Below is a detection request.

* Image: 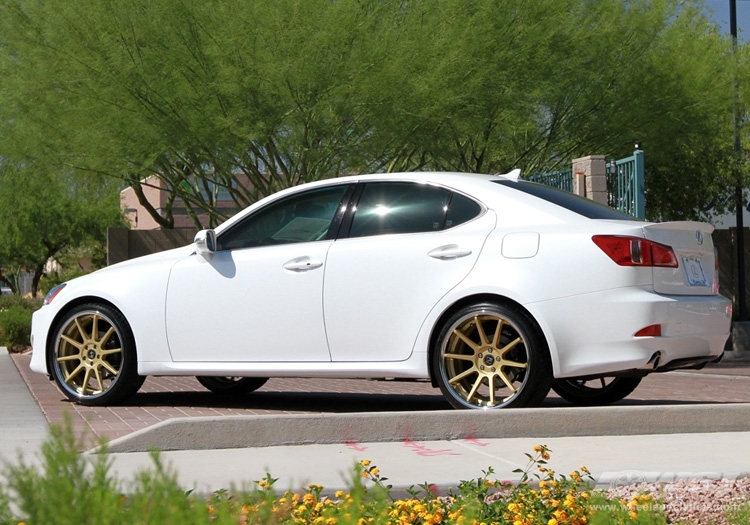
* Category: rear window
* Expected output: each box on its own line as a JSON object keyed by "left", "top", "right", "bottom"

{"left": 493, "top": 180, "right": 639, "bottom": 221}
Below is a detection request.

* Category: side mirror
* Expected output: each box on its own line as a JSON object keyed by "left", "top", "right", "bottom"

{"left": 194, "top": 229, "right": 217, "bottom": 260}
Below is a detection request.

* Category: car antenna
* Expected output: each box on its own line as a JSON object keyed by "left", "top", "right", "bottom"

{"left": 499, "top": 168, "right": 521, "bottom": 181}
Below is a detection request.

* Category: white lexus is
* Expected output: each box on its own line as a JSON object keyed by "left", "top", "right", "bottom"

{"left": 30, "top": 171, "right": 732, "bottom": 409}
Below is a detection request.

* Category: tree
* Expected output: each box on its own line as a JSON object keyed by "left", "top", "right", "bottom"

{"left": 0, "top": 162, "right": 125, "bottom": 297}
{"left": 0, "top": 0, "right": 745, "bottom": 224}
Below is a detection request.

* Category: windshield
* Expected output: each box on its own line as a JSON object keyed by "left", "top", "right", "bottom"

{"left": 493, "top": 180, "right": 639, "bottom": 221}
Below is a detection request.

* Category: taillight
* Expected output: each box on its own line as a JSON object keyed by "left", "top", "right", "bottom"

{"left": 592, "top": 235, "right": 678, "bottom": 268}
{"left": 634, "top": 324, "right": 662, "bottom": 337}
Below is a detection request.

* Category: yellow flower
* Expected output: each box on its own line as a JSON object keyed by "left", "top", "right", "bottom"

{"left": 258, "top": 480, "right": 269, "bottom": 488}
{"left": 541, "top": 489, "right": 551, "bottom": 497}
{"left": 371, "top": 467, "right": 380, "bottom": 476}
{"left": 533, "top": 445, "right": 544, "bottom": 452}
{"left": 361, "top": 459, "right": 371, "bottom": 467}
{"left": 508, "top": 503, "right": 519, "bottom": 512}
{"left": 539, "top": 480, "right": 548, "bottom": 488}
{"left": 629, "top": 511, "right": 638, "bottom": 520}
{"left": 548, "top": 519, "right": 558, "bottom": 525}
{"left": 581, "top": 492, "right": 590, "bottom": 500}
{"left": 580, "top": 466, "right": 590, "bottom": 474}
{"left": 335, "top": 490, "right": 345, "bottom": 498}
{"left": 541, "top": 452, "right": 551, "bottom": 460}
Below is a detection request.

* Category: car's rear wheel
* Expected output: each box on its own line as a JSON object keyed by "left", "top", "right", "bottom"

{"left": 50, "top": 303, "right": 144, "bottom": 406}
{"left": 433, "top": 302, "right": 552, "bottom": 409}
{"left": 196, "top": 376, "right": 269, "bottom": 395}
{"left": 552, "top": 376, "right": 642, "bottom": 406}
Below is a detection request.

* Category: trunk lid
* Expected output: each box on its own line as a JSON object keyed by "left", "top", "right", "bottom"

{"left": 643, "top": 221, "right": 717, "bottom": 296}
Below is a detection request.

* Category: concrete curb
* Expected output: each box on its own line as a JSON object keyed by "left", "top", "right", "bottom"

{"left": 102, "top": 403, "right": 750, "bottom": 453}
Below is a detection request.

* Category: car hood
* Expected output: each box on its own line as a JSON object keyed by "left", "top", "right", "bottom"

{"left": 93, "top": 244, "right": 196, "bottom": 276}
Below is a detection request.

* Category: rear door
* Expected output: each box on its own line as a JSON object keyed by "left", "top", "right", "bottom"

{"left": 323, "top": 181, "right": 496, "bottom": 362}
{"left": 644, "top": 222, "right": 718, "bottom": 296}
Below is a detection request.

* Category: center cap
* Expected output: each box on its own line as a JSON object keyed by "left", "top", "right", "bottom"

{"left": 88, "top": 350, "right": 97, "bottom": 360}
{"left": 483, "top": 355, "right": 495, "bottom": 366}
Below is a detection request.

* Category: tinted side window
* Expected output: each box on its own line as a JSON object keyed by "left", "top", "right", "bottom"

{"left": 492, "top": 180, "right": 638, "bottom": 221}
{"left": 218, "top": 185, "right": 349, "bottom": 250}
{"left": 349, "top": 182, "right": 451, "bottom": 238}
{"left": 445, "top": 192, "right": 482, "bottom": 228}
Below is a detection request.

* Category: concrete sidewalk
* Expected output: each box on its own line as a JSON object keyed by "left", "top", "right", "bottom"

{"left": 3, "top": 346, "right": 750, "bottom": 497}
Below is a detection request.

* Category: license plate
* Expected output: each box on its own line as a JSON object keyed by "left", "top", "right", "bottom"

{"left": 683, "top": 257, "right": 708, "bottom": 286}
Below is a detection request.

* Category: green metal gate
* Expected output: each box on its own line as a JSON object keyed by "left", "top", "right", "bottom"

{"left": 607, "top": 150, "right": 645, "bottom": 219}
{"left": 528, "top": 149, "right": 645, "bottom": 219}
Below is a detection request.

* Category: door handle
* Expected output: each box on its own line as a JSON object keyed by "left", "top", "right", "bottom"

{"left": 283, "top": 257, "right": 323, "bottom": 272}
{"left": 428, "top": 245, "right": 472, "bottom": 260}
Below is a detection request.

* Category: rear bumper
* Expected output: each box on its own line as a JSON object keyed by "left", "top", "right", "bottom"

{"left": 526, "top": 287, "right": 732, "bottom": 379}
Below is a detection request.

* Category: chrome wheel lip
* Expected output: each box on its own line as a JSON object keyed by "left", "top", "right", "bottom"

{"left": 52, "top": 308, "right": 124, "bottom": 400}
{"left": 438, "top": 310, "right": 531, "bottom": 409}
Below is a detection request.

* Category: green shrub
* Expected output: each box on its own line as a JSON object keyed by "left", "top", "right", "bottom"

{"left": 0, "top": 296, "right": 41, "bottom": 351}
{"left": 0, "top": 306, "right": 32, "bottom": 350}
{"left": 0, "top": 421, "right": 678, "bottom": 525}
{"left": 0, "top": 294, "right": 42, "bottom": 311}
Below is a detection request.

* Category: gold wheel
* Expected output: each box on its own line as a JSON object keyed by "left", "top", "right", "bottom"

{"left": 50, "top": 303, "right": 142, "bottom": 405}
{"left": 434, "top": 303, "right": 551, "bottom": 409}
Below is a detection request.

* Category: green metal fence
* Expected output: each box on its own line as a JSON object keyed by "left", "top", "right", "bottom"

{"left": 527, "top": 168, "right": 573, "bottom": 192}
{"left": 530, "top": 150, "right": 645, "bottom": 219}
{"left": 607, "top": 150, "right": 645, "bottom": 219}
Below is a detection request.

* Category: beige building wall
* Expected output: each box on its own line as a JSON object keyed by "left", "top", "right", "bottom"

{"left": 120, "top": 175, "right": 250, "bottom": 230}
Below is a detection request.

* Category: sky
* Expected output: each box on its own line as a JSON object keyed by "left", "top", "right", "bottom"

{"left": 705, "top": 0, "right": 750, "bottom": 41}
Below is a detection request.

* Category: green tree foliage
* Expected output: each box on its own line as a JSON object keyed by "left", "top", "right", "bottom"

{"left": 0, "top": 163, "right": 125, "bottom": 297}
{"left": 0, "top": 0, "right": 745, "bottom": 224}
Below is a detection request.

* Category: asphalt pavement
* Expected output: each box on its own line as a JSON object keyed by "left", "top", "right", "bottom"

{"left": 3, "top": 346, "right": 750, "bottom": 497}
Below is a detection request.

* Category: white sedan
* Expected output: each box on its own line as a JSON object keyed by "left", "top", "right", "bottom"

{"left": 30, "top": 171, "right": 732, "bottom": 409}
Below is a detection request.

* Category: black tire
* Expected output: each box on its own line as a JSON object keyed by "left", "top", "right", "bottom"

{"left": 196, "top": 376, "right": 269, "bottom": 395}
{"left": 432, "top": 302, "right": 552, "bottom": 409}
{"left": 49, "top": 303, "right": 144, "bottom": 406}
{"left": 552, "top": 376, "right": 642, "bottom": 406}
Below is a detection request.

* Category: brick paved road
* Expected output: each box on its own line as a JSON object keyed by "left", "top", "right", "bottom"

{"left": 11, "top": 352, "right": 750, "bottom": 446}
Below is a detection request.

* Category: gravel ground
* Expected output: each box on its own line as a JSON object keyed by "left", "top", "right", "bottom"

{"left": 606, "top": 478, "right": 750, "bottom": 524}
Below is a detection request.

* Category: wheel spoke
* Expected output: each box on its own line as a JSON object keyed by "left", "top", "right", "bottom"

{"left": 487, "top": 374, "right": 496, "bottom": 406}
{"left": 100, "top": 360, "right": 119, "bottom": 376}
{"left": 466, "top": 375, "right": 483, "bottom": 403}
{"left": 444, "top": 352, "right": 474, "bottom": 362}
{"left": 80, "top": 368, "right": 93, "bottom": 394}
{"left": 448, "top": 366, "right": 477, "bottom": 385}
{"left": 100, "top": 347, "right": 122, "bottom": 356}
{"left": 74, "top": 317, "right": 90, "bottom": 341}
{"left": 501, "top": 359, "right": 528, "bottom": 369}
{"left": 93, "top": 367, "right": 105, "bottom": 393}
{"left": 92, "top": 314, "right": 100, "bottom": 341}
{"left": 474, "top": 316, "right": 490, "bottom": 346}
{"left": 57, "top": 353, "right": 82, "bottom": 362}
{"left": 491, "top": 318, "right": 504, "bottom": 348}
{"left": 452, "top": 327, "right": 480, "bottom": 351}
{"left": 60, "top": 334, "right": 84, "bottom": 350}
{"left": 498, "top": 336, "right": 522, "bottom": 356}
{"left": 497, "top": 370, "right": 518, "bottom": 392}
{"left": 63, "top": 363, "right": 84, "bottom": 384}
{"left": 97, "top": 326, "right": 115, "bottom": 347}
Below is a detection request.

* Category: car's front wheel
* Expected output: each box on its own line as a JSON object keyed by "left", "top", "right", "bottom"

{"left": 433, "top": 302, "right": 552, "bottom": 409}
{"left": 552, "top": 376, "right": 642, "bottom": 406}
{"left": 49, "top": 303, "right": 144, "bottom": 406}
{"left": 196, "top": 376, "right": 269, "bottom": 395}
